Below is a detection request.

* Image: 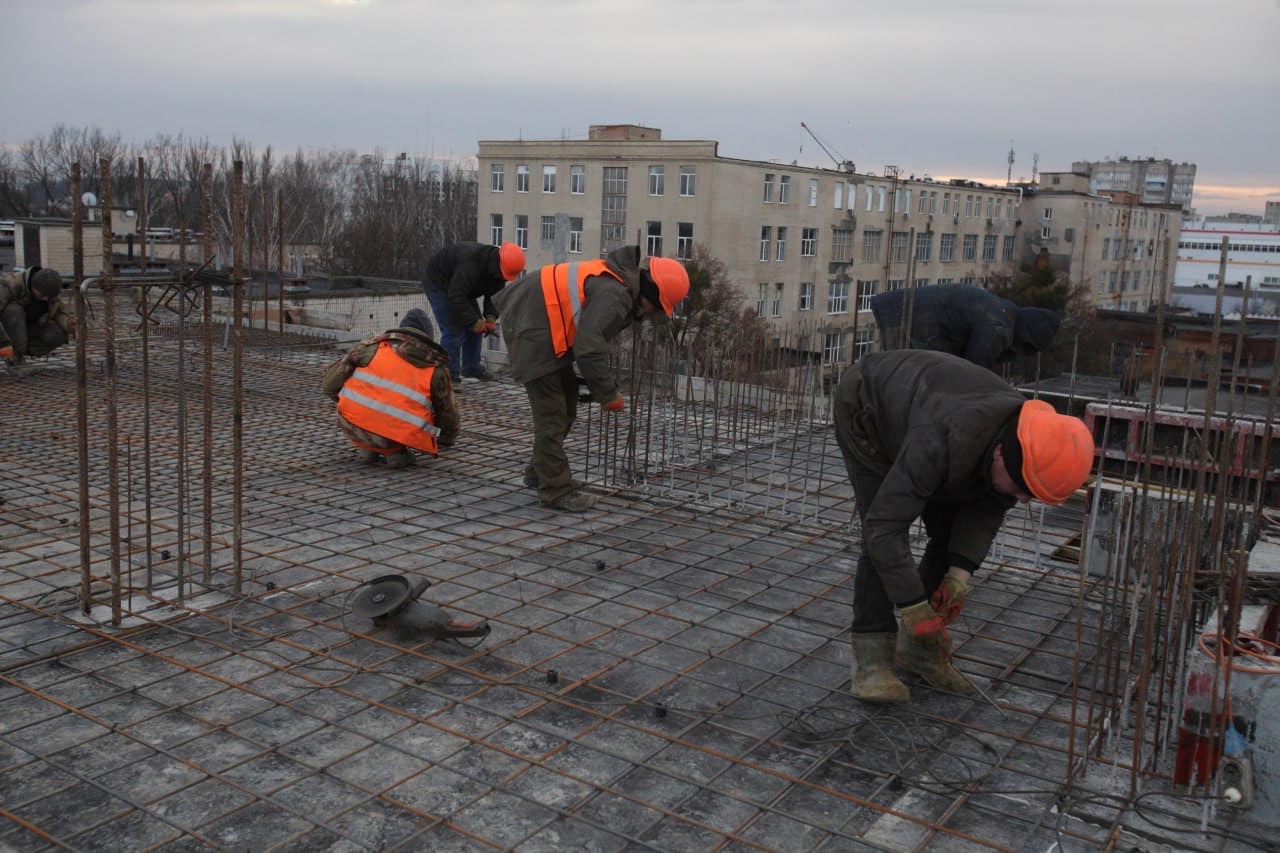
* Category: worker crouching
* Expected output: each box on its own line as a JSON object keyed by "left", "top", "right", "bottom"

{"left": 322, "top": 308, "right": 459, "bottom": 468}
{"left": 834, "top": 350, "right": 1094, "bottom": 703}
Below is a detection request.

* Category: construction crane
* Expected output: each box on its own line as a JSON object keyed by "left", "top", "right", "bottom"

{"left": 800, "top": 122, "right": 855, "bottom": 173}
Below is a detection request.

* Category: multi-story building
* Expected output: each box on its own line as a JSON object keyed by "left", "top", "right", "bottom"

{"left": 1071, "top": 157, "right": 1197, "bottom": 211}
{"left": 477, "top": 125, "right": 1025, "bottom": 363}
{"left": 1174, "top": 220, "right": 1280, "bottom": 291}
{"left": 1029, "top": 171, "right": 1182, "bottom": 313}
{"left": 1265, "top": 201, "right": 1280, "bottom": 226}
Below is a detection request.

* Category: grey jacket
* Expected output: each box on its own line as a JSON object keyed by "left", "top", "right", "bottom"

{"left": 834, "top": 349, "right": 1022, "bottom": 603}
{"left": 492, "top": 246, "right": 642, "bottom": 404}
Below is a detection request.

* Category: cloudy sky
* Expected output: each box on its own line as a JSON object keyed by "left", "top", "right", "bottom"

{"left": 5, "top": 0, "right": 1277, "bottom": 213}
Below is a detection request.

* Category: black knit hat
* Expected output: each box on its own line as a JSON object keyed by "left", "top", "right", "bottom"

{"left": 400, "top": 308, "right": 436, "bottom": 339}
{"left": 999, "top": 413, "right": 1029, "bottom": 494}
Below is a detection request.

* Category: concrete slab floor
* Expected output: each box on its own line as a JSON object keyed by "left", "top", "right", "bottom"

{"left": 0, "top": 328, "right": 1271, "bottom": 852}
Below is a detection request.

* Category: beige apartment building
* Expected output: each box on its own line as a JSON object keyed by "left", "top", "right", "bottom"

{"left": 1030, "top": 171, "right": 1182, "bottom": 313}
{"left": 477, "top": 126, "right": 1177, "bottom": 365}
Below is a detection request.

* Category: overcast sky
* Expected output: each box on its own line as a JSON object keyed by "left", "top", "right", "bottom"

{"left": 5, "top": 0, "right": 1277, "bottom": 214}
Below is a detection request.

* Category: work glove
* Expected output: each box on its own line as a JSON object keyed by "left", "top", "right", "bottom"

{"left": 899, "top": 600, "right": 948, "bottom": 643}
{"left": 471, "top": 318, "right": 497, "bottom": 335}
{"left": 601, "top": 395, "right": 624, "bottom": 413}
{"left": 930, "top": 571, "right": 972, "bottom": 625}
{"left": 0, "top": 345, "right": 13, "bottom": 364}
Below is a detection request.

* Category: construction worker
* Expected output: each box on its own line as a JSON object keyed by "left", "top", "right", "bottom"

{"left": 492, "top": 246, "right": 689, "bottom": 512}
{"left": 870, "top": 284, "right": 1061, "bottom": 371}
{"left": 422, "top": 241, "right": 525, "bottom": 385}
{"left": 834, "top": 349, "right": 1094, "bottom": 703}
{"left": 0, "top": 267, "right": 72, "bottom": 366}
{"left": 321, "top": 308, "right": 459, "bottom": 469}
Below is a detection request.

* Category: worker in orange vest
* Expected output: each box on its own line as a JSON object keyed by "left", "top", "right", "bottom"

{"left": 492, "top": 246, "right": 690, "bottom": 511}
{"left": 321, "top": 309, "right": 459, "bottom": 469}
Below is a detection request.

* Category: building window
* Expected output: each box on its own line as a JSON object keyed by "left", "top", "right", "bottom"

{"left": 516, "top": 164, "right": 529, "bottom": 193}
{"left": 1121, "top": 271, "right": 1129, "bottom": 291}
{"left": 1043, "top": 207, "right": 1053, "bottom": 220}
{"left": 982, "top": 234, "right": 997, "bottom": 262}
{"left": 676, "top": 222, "right": 693, "bottom": 260}
{"left": 601, "top": 166, "right": 628, "bottom": 248}
{"left": 515, "top": 215, "right": 528, "bottom": 249}
{"left": 985, "top": 198, "right": 994, "bottom": 218}
{"left": 855, "top": 326, "right": 874, "bottom": 357}
{"left": 489, "top": 213, "right": 503, "bottom": 244}
{"left": 1040, "top": 226, "right": 1051, "bottom": 240}
{"left": 1109, "top": 271, "right": 1118, "bottom": 292}
{"left": 940, "top": 233, "right": 955, "bottom": 262}
{"left": 759, "top": 226, "right": 772, "bottom": 261}
{"left": 832, "top": 228, "right": 853, "bottom": 263}
{"left": 649, "top": 165, "right": 665, "bottom": 196}
{"left": 887, "top": 279, "right": 905, "bottom": 293}
{"left": 890, "top": 232, "right": 909, "bottom": 263}
{"left": 542, "top": 165, "right": 557, "bottom": 193}
{"left": 808, "top": 178, "right": 819, "bottom": 207}
{"left": 646, "top": 221, "right": 662, "bottom": 257}
{"left": 962, "top": 234, "right": 977, "bottom": 261}
{"left": 942, "top": 192, "right": 951, "bottom": 214}
{"left": 1064, "top": 227, "right": 1075, "bottom": 243}
{"left": 779, "top": 175, "right": 791, "bottom": 204}
{"left": 679, "top": 166, "right": 696, "bottom": 197}
{"left": 776, "top": 226, "right": 787, "bottom": 261}
{"left": 569, "top": 217, "right": 583, "bottom": 254}
{"left": 915, "top": 278, "right": 930, "bottom": 288}
{"left": 490, "top": 163, "right": 505, "bottom": 192}
{"left": 862, "top": 230, "right": 883, "bottom": 263}
{"left": 799, "top": 281, "right": 814, "bottom": 311}
{"left": 915, "top": 232, "right": 932, "bottom": 262}
{"left": 824, "top": 331, "right": 847, "bottom": 364}
{"left": 763, "top": 173, "right": 775, "bottom": 204}
{"left": 801, "top": 227, "right": 818, "bottom": 257}
{"left": 965, "top": 195, "right": 974, "bottom": 217}
{"left": 757, "top": 283, "right": 768, "bottom": 316}
{"left": 772, "top": 283, "right": 783, "bottom": 318}
{"left": 857, "top": 279, "right": 877, "bottom": 312}
{"left": 541, "top": 215, "right": 556, "bottom": 243}
{"left": 834, "top": 181, "right": 844, "bottom": 209}
{"left": 918, "top": 192, "right": 929, "bottom": 214}
{"left": 827, "top": 279, "right": 850, "bottom": 314}
{"left": 571, "top": 165, "right": 585, "bottom": 195}
{"left": 1002, "top": 235, "right": 1016, "bottom": 261}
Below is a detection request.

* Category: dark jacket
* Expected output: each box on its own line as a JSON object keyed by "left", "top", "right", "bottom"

{"left": 834, "top": 349, "right": 1022, "bottom": 603}
{"left": 492, "top": 245, "right": 642, "bottom": 405}
{"left": 422, "top": 242, "right": 506, "bottom": 329}
{"left": 870, "top": 285, "right": 1060, "bottom": 370}
{"left": 321, "top": 317, "right": 460, "bottom": 449}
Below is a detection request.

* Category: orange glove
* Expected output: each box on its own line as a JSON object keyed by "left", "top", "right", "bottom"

{"left": 930, "top": 572, "right": 971, "bottom": 625}
{"left": 0, "top": 345, "right": 13, "bottom": 363}
{"left": 900, "top": 600, "right": 948, "bottom": 642}
{"left": 602, "top": 396, "right": 624, "bottom": 413}
{"left": 471, "top": 319, "right": 497, "bottom": 335}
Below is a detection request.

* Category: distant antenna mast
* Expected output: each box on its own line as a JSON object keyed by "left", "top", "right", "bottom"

{"left": 1006, "top": 141, "right": 1015, "bottom": 186}
{"left": 1032, "top": 152, "right": 1040, "bottom": 185}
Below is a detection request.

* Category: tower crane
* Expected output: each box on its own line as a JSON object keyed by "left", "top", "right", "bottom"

{"left": 800, "top": 122, "right": 856, "bottom": 173}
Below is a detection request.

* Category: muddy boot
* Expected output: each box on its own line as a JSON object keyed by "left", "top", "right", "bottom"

{"left": 547, "top": 491, "right": 597, "bottom": 512}
{"left": 895, "top": 629, "right": 976, "bottom": 695}
{"left": 850, "top": 633, "right": 909, "bottom": 704}
{"left": 384, "top": 449, "right": 416, "bottom": 469}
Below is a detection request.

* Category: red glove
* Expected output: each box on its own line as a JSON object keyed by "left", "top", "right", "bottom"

{"left": 900, "top": 600, "right": 948, "bottom": 642}
{"left": 0, "top": 345, "right": 13, "bottom": 363}
{"left": 602, "top": 396, "right": 624, "bottom": 413}
{"left": 471, "top": 319, "right": 497, "bottom": 335}
{"left": 930, "top": 573, "right": 971, "bottom": 625}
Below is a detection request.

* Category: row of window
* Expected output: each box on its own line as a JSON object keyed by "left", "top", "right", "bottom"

{"left": 1095, "top": 269, "right": 1153, "bottom": 294}
{"left": 826, "top": 230, "right": 1018, "bottom": 264}
{"left": 489, "top": 213, "right": 695, "bottom": 259}
{"left": 753, "top": 277, "right": 985, "bottom": 319}
{"left": 758, "top": 226, "right": 820, "bottom": 260}
{"left": 1178, "top": 241, "right": 1280, "bottom": 254}
{"left": 489, "top": 163, "right": 697, "bottom": 197}
{"left": 1102, "top": 237, "right": 1156, "bottom": 260}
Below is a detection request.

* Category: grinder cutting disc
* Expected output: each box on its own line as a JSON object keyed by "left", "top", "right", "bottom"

{"left": 351, "top": 574, "right": 413, "bottom": 619}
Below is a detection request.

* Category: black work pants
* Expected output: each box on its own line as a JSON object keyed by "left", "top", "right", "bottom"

{"left": 524, "top": 365, "right": 580, "bottom": 505}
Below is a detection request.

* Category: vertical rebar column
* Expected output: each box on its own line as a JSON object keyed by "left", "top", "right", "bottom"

{"left": 137, "top": 156, "right": 155, "bottom": 592}
{"left": 277, "top": 191, "right": 285, "bottom": 336}
{"left": 98, "top": 158, "right": 123, "bottom": 625}
{"left": 201, "top": 164, "right": 214, "bottom": 585}
{"left": 73, "top": 163, "right": 92, "bottom": 615}
{"left": 232, "top": 160, "right": 245, "bottom": 594}
{"left": 175, "top": 207, "right": 188, "bottom": 604}
{"left": 262, "top": 185, "right": 269, "bottom": 331}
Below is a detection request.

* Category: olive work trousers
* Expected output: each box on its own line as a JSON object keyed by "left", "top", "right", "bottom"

{"left": 523, "top": 365, "right": 581, "bottom": 505}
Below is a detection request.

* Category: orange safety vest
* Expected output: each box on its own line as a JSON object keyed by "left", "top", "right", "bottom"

{"left": 540, "top": 260, "right": 623, "bottom": 358}
{"left": 336, "top": 342, "right": 441, "bottom": 455}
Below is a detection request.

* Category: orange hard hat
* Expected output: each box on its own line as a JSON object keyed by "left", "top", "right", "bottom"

{"left": 647, "top": 257, "right": 690, "bottom": 317}
{"left": 1016, "top": 400, "right": 1095, "bottom": 504}
{"left": 498, "top": 242, "right": 525, "bottom": 281}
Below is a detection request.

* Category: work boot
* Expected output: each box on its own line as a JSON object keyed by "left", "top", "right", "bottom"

{"left": 895, "top": 629, "right": 976, "bottom": 695}
{"left": 462, "top": 365, "right": 496, "bottom": 382}
{"left": 850, "top": 633, "right": 909, "bottom": 704}
{"left": 546, "top": 491, "right": 597, "bottom": 512}
{"left": 384, "top": 449, "right": 416, "bottom": 469}
{"left": 523, "top": 468, "right": 539, "bottom": 489}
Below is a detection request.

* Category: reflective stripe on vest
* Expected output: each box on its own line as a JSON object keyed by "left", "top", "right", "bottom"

{"left": 540, "top": 260, "right": 622, "bottom": 358}
{"left": 337, "top": 341, "right": 441, "bottom": 454}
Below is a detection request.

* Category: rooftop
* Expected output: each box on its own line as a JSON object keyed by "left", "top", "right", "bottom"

{"left": 0, "top": 302, "right": 1271, "bottom": 851}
